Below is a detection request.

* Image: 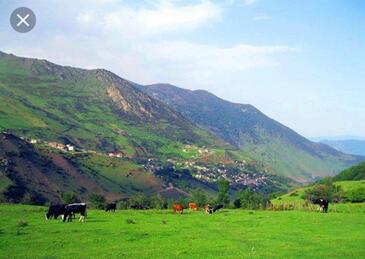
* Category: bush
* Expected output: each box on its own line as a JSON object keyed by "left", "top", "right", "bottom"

{"left": 233, "top": 198, "right": 241, "bottom": 208}
{"left": 150, "top": 195, "right": 167, "bottom": 209}
{"left": 191, "top": 189, "right": 207, "bottom": 207}
{"left": 62, "top": 192, "right": 80, "bottom": 204}
{"left": 236, "top": 189, "right": 268, "bottom": 210}
{"left": 89, "top": 193, "right": 106, "bottom": 209}
{"left": 304, "top": 178, "right": 343, "bottom": 202}
{"left": 129, "top": 193, "right": 150, "bottom": 209}
{"left": 344, "top": 188, "right": 365, "bottom": 203}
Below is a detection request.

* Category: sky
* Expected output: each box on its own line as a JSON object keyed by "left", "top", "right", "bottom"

{"left": 0, "top": 0, "right": 364, "bottom": 139}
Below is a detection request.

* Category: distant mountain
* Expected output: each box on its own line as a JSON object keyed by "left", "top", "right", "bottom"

{"left": 140, "top": 83, "right": 363, "bottom": 182}
{"left": 317, "top": 139, "right": 365, "bottom": 156}
{"left": 311, "top": 136, "right": 365, "bottom": 141}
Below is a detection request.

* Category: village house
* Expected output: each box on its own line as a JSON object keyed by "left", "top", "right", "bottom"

{"left": 29, "top": 139, "right": 38, "bottom": 144}
{"left": 108, "top": 151, "right": 124, "bottom": 158}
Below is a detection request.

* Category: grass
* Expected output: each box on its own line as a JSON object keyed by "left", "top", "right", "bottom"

{"left": 0, "top": 204, "right": 364, "bottom": 258}
{"left": 272, "top": 180, "right": 365, "bottom": 207}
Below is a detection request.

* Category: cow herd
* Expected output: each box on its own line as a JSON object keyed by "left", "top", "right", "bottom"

{"left": 172, "top": 203, "right": 225, "bottom": 214}
{"left": 45, "top": 199, "right": 330, "bottom": 223}
{"left": 46, "top": 203, "right": 87, "bottom": 222}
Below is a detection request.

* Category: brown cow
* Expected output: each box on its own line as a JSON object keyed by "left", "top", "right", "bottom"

{"left": 204, "top": 204, "right": 212, "bottom": 214}
{"left": 173, "top": 204, "right": 184, "bottom": 214}
{"left": 188, "top": 202, "right": 198, "bottom": 211}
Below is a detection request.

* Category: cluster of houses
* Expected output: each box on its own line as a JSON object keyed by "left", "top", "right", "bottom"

{"left": 107, "top": 151, "right": 125, "bottom": 158}
{"left": 47, "top": 142, "right": 75, "bottom": 152}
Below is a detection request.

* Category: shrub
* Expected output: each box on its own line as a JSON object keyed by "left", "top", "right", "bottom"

{"left": 129, "top": 193, "right": 150, "bottom": 209}
{"left": 150, "top": 195, "right": 167, "bottom": 209}
{"left": 304, "top": 178, "right": 343, "bottom": 202}
{"left": 191, "top": 189, "right": 207, "bottom": 207}
{"left": 344, "top": 188, "right": 365, "bottom": 203}
{"left": 233, "top": 198, "right": 241, "bottom": 208}
{"left": 236, "top": 189, "right": 268, "bottom": 210}
{"left": 89, "top": 193, "right": 106, "bottom": 209}
{"left": 62, "top": 192, "right": 80, "bottom": 204}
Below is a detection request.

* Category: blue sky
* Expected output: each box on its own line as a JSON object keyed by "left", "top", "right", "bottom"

{"left": 1, "top": 0, "right": 364, "bottom": 138}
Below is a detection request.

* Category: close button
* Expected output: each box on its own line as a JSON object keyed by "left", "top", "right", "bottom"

{"left": 10, "top": 7, "right": 36, "bottom": 33}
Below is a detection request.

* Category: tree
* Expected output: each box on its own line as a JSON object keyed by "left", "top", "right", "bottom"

{"left": 62, "top": 192, "right": 79, "bottom": 204}
{"left": 236, "top": 189, "right": 268, "bottom": 209}
{"left": 191, "top": 188, "right": 207, "bottom": 207}
{"left": 217, "top": 178, "right": 230, "bottom": 206}
{"left": 89, "top": 193, "right": 106, "bottom": 209}
{"left": 150, "top": 195, "right": 167, "bottom": 209}
{"left": 129, "top": 193, "right": 150, "bottom": 209}
{"left": 233, "top": 198, "right": 241, "bottom": 208}
{"left": 303, "top": 178, "right": 343, "bottom": 202}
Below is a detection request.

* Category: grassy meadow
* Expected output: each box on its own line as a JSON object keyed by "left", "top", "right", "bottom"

{"left": 0, "top": 204, "right": 364, "bottom": 258}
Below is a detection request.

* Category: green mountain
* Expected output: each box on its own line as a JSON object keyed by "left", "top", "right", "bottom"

{"left": 0, "top": 52, "right": 293, "bottom": 203}
{"left": 333, "top": 161, "right": 365, "bottom": 181}
{"left": 140, "top": 83, "right": 363, "bottom": 182}
{"left": 0, "top": 51, "right": 227, "bottom": 158}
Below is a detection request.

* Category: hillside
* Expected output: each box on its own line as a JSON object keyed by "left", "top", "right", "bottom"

{"left": 333, "top": 161, "right": 365, "bottom": 181}
{"left": 140, "top": 83, "right": 363, "bottom": 182}
{"left": 0, "top": 52, "right": 294, "bottom": 203}
{"left": 319, "top": 139, "right": 365, "bottom": 156}
{"left": 271, "top": 180, "right": 365, "bottom": 206}
{"left": 0, "top": 51, "right": 229, "bottom": 159}
{"left": 0, "top": 132, "right": 168, "bottom": 203}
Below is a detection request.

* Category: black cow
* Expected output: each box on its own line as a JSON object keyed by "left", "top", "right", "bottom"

{"left": 212, "top": 204, "right": 224, "bottom": 212}
{"left": 63, "top": 203, "right": 87, "bottom": 222}
{"left": 105, "top": 203, "right": 116, "bottom": 212}
{"left": 45, "top": 204, "right": 66, "bottom": 220}
{"left": 312, "top": 199, "right": 329, "bottom": 213}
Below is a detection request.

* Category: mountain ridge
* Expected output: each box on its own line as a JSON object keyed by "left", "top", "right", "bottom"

{"left": 140, "top": 83, "right": 363, "bottom": 181}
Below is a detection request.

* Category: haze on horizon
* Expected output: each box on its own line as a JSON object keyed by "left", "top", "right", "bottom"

{"left": 1, "top": 0, "right": 364, "bottom": 139}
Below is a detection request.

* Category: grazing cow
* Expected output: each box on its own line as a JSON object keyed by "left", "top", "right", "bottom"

{"left": 173, "top": 204, "right": 184, "bottom": 214}
{"left": 204, "top": 204, "right": 212, "bottom": 214}
{"left": 188, "top": 202, "right": 198, "bottom": 211}
{"left": 105, "top": 203, "right": 117, "bottom": 212}
{"left": 45, "top": 204, "right": 66, "bottom": 220}
{"left": 312, "top": 199, "right": 329, "bottom": 213}
{"left": 212, "top": 204, "right": 224, "bottom": 212}
{"left": 63, "top": 203, "right": 87, "bottom": 222}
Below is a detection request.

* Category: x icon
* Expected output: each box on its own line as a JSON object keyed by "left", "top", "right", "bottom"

{"left": 16, "top": 13, "right": 30, "bottom": 27}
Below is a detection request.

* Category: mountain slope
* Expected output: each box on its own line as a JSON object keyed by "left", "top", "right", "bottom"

{"left": 0, "top": 51, "right": 229, "bottom": 159}
{"left": 333, "top": 161, "right": 365, "bottom": 181}
{"left": 0, "top": 133, "right": 157, "bottom": 203}
{"left": 0, "top": 52, "right": 296, "bottom": 203}
{"left": 319, "top": 139, "right": 365, "bottom": 156}
{"left": 140, "top": 83, "right": 363, "bottom": 182}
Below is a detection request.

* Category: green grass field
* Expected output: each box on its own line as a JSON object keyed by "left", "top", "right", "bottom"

{"left": 0, "top": 204, "right": 364, "bottom": 258}
{"left": 271, "top": 180, "right": 365, "bottom": 208}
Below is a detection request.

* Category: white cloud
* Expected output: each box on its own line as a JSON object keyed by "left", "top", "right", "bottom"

{"left": 136, "top": 41, "right": 295, "bottom": 70}
{"left": 76, "top": 1, "right": 221, "bottom": 37}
